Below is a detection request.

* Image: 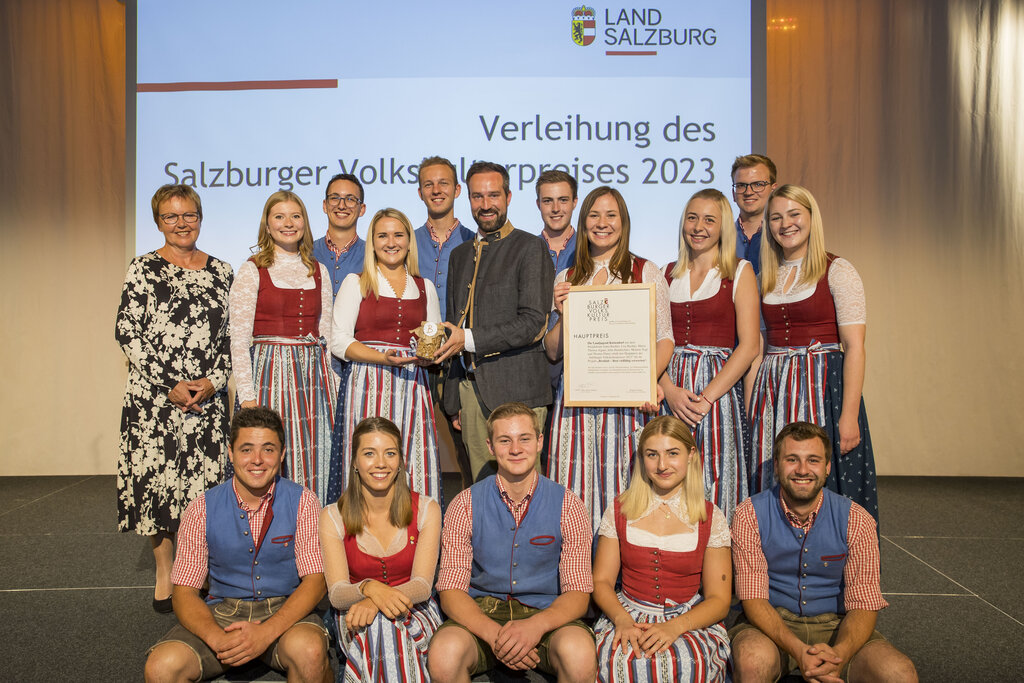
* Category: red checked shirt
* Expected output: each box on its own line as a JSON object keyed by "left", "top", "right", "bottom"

{"left": 436, "top": 471, "right": 593, "bottom": 594}
{"left": 171, "top": 479, "right": 324, "bottom": 589}
{"left": 426, "top": 219, "right": 461, "bottom": 245}
{"left": 325, "top": 232, "right": 358, "bottom": 256}
{"left": 731, "top": 490, "right": 888, "bottom": 612}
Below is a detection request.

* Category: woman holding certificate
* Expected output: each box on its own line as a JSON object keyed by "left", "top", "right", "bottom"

{"left": 659, "top": 188, "right": 759, "bottom": 522}
{"left": 748, "top": 184, "right": 877, "bottom": 520}
{"left": 592, "top": 416, "right": 731, "bottom": 682}
{"left": 545, "top": 186, "right": 674, "bottom": 531}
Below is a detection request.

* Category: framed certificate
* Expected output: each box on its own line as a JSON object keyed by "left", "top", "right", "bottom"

{"left": 562, "top": 283, "right": 656, "bottom": 407}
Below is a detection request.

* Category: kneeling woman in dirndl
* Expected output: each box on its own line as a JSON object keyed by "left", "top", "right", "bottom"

{"left": 592, "top": 416, "right": 731, "bottom": 683}
{"left": 319, "top": 417, "right": 442, "bottom": 683}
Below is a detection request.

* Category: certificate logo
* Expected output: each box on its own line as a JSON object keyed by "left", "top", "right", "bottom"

{"left": 586, "top": 297, "right": 610, "bottom": 322}
{"left": 572, "top": 5, "right": 597, "bottom": 46}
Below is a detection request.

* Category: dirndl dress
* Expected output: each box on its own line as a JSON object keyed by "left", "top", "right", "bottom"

{"left": 332, "top": 491, "right": 440, "bottom": 683}
{"left": 661, "top": 263, "right": 750, "bottom": 522}
{"left": 336, "top": 599, "right": 442, "bottom": 683}
{"left": 595, "top": 591, "right": 730, "bottom": 683}
{"left": 548, "top": 256, "right": 667, "bottom": 532}
{"left": 251, "top": 333, "right": 336, "bottom": 504}
{"left": 663, "top": 346, "right": 749, "bottom": 523}
{"left": 748, "top": 256, "right": 877, "bottom": 520}
{"left": 329, "top": 345, "right": 440, "bottom": 503}
{"left": 547, "top": 386, "right": 648, "bottom": 533}
{"left": 327, "top": 279, "right": 440, "bottom": 504}
{"left": 749, "top": 342, "right": 877, "bottom": 519}
{"left": 595, "top": 499, "right": 730, "bottom": 682}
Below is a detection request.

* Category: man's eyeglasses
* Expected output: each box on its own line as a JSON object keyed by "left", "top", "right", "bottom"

{"left": 731, "top": 181, "right": 772, "bottom": 194}
{"left": 326, "top": 194, "right": 362, "bottom": 208}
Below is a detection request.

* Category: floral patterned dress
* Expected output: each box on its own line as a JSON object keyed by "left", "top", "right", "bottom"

{"left": 115, "top": 252, "right": 233, "bottom": 535}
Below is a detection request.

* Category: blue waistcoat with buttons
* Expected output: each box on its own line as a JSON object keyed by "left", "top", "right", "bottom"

{"left": 414, "top": 221, "right": 474, "bottom": 309}
{"left": 468, "top": 475, "right": 564, "bottom": 609}
{"left": 752, "top": 485, "right": 851, "bottom": 617}
{"left": 205, "top": 477, "right": 302, "bottom": 604}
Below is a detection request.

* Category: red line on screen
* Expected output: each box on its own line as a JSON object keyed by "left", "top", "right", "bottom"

{"left": 137, "top": 79, "right": 338, "bottom": 92}
{"left": 605, "top": 51, "right": 658, "bottom": 56}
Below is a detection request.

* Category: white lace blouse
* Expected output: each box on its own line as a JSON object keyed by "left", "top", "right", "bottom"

{"left": 228, "top": 251, "right": 333, "bottom": 403}
{"left": 598, "top": 490, "right": 731, "bottom": 552}
{"left": 330, "top": 270, "right": 442, "bottom": 360}
{"left": 664, "top": 259, "right": 751, "bottom": 304}
{"left": 762, "top": 257, "right": 866, "bottom": 326}
{"left": 554, "top": 257, "right": 673, "bottom": 342}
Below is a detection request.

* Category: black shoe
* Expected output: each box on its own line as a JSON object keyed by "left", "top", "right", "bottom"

{"left": 152, "top": 597, "right": 173, "bottom": 614}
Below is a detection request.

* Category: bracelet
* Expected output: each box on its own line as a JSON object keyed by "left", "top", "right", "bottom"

{"left": 699, "top": 394, "right": 712, "bottom": 407}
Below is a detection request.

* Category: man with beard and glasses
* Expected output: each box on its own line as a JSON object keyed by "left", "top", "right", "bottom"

{"left": 729, "top": 422, "right": 917, "bottom": 683}
{"left": 434, "top": 162, "right": 555, "bottom": 484}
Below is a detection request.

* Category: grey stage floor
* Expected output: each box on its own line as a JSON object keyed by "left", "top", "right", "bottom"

{"left": 0, "top": 475, "right": 1021, "bottom": 682}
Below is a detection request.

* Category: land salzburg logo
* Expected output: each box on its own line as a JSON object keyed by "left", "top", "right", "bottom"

{"left": 570, "top": 5, "right": 717, "bottom": 52}
{"left": 571, "top": 5, "right": 596, "bottom": 45}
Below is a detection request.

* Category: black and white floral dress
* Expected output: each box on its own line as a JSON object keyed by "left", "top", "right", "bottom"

{"left": 115, "top": 252, "right": 233, "bottom": 535}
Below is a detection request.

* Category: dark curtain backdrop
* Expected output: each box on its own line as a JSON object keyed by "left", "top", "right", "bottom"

{"left": 1, "top": 0, "right": 1021, "bottom": 475}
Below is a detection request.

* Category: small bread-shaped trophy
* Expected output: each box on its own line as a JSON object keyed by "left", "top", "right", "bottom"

{"left": 412, "top": 321, "right": 446, "bottom": 360}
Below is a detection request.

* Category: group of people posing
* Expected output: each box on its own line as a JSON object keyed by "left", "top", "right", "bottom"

{"left": 120, "top": 154, "right": 916, "bottom": 681}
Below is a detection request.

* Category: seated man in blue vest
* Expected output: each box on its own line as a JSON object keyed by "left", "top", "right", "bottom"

{"left": 730, "top": 421, "right": 917, "bottom": 683}
{"left": 428, "top": 401, "right": 596, "bottom": 683}
{"left": 144, "top": 407, "right": 332, "bottom": 683}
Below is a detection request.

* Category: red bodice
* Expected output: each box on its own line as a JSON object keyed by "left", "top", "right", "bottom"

{"left": 252, "top": 261, "right": 322, "bottom": 337}
{"left": 344, "top": 492, "right": 421, "bottom": 587}
{"left": 353, "top": 276, "right": 427, "bottom": 346}
{"left": 762, "top": 256, "right": 839, "bottom": 347}
{"left": 616, "top": 498, "right": 712, "bottom": 605}
{"left": 664, "top": 262, "right": 736, "bottom": 347}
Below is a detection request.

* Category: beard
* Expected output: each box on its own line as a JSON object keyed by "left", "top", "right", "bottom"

{"left": 778, "top": 472, "right": 827, "bottom": 505}
{"left": 473, "top": 208, "right": 507, "bottom": 233}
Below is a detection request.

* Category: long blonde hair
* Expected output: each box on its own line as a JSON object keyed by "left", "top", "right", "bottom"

{"left": 569, "top": 186, "right": 637, "bottom": 285}
{"left": 670, "top": 188, "right": 737, "bottom": 281}
{"left": 358, "top": 208, "right": 421, "bottom": 298}
{"left": 759, "top": 184, "right": 828, "bottom": 295}
{"left": 618, "top": 416, "right": 707, "bottom": 525}
{"left": 251, "top": 191, "right": 317, "bottom": 276}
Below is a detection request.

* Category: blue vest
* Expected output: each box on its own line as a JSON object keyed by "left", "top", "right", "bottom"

{"left": 205, "top": 477, "right": 303, "bottom": 603}
{"left": 469, "top": 475, "right": 564, "bottom": 609}
{"left": 313, "top": 235, "right": 365, "bottom": 298}
{"left": 751, "top": 486, "right": 851, "bottom": 616}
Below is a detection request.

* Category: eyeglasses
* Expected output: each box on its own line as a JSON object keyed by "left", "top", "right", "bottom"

{"left": 326, "top": 194, "right": 362, "bottom": 208}
{"left": 731, "top": 181, "right": 772, "bottom": 194}
{"left": 160, "top": 212, "right": 200, "bottom": 225}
